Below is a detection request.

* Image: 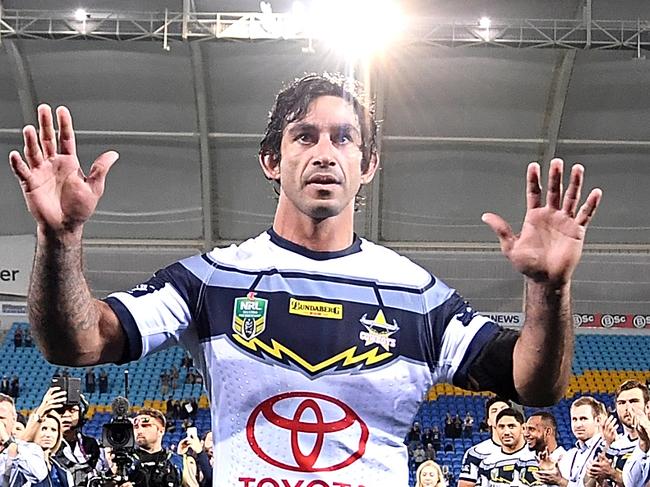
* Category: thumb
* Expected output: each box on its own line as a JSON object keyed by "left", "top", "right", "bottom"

{"left": 87, "top": 150, "right": 119, "bottom": 197}
{"left": 481, "top": 212, "right": 515, "bottom": 254}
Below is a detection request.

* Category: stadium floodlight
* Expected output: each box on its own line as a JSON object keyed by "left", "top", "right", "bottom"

{"left": 306, "top": 0, "right": 405, "bottom": 60}
{"left": 479, "top": 16, "right": 491, "bottom": 29}
{"left": 74, "top": 8, "right": 88, "bottom": 22}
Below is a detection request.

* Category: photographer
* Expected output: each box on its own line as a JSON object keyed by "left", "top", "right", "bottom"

{"left": 127, "top": 408, "right": 182, "bottom": 487}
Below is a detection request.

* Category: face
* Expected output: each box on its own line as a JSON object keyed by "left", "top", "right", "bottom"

{"left": 571, "top": 404, "right": 600, "bottom": 441}
{"left": 60, "top": 405, "right": 80, "bottom": 433}
{"left": 34, "top": 417, "right": 59, "bottom": 452}
{"left": 419, "top": 464, "right": 439, "bottom": 486}
{"left": 0, "top": 402, "right": 16, "bottom": 436}
{"left": 487, "top": 401, "right": 509, "bottom": 429}
{"left": 262, "top": 95, "right": 376, "bottom": 222}
{"left": 616, "top": 388, "right": 648, "bottom": 430}
{"left": 496, "top": 415, "right": 523, "bottom": 450}
{"left": 204, "top": 431, "right": 214, "bottom": 461}
{"left": 13, "top": 421, "right": 25, "bottom": 439}
{"left": 134, "top": 415, "right": 163, "bottom": 449}
{"left": 524, "top": 416, "right": 548, "bottom": 452}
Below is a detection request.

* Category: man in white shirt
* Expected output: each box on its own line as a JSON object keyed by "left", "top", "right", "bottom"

{"left": 0, "top": 393, "right": 48, "bottom": 485}
{"left": 623, "top": 407, "right": 650, "bottom": 486}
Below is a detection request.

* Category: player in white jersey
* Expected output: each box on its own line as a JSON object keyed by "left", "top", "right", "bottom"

{"left": 459, "top": 397, "right": 510, "bottom": 487}
{"left": 623, "top": 411, "right": 650, "bottom": 487}
{"left": 478, "top": 408, "right": 546, "bottom": 487}
{"left": 585, "top": 380, "right": 650, "bottom": 487}
{"left": 10, "top": 73, "right": 603, "bottom": 486}
{"left": 524, "top": 411, "right": 567, "bottom": 465}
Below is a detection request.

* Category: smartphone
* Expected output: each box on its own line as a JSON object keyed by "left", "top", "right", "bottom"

{"left": 51, "top": 377, "right": 81, "bottom": 406}
{"left": 187, "top": 426, "right": 198, "bottom": 439}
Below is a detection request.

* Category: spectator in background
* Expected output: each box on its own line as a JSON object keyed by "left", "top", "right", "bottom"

{"left": 412, "top": 443, "right": 427, "bottom": 470}
{"left": 431, "top": 426, "right": 442, "bottom": 451}
{"left": 98, "top": 370, "right": 108, "bottom": 394}
{"left": 1, "top": 376, "right": 9, "bottom": 396}
{"left": 10, "top": 376, "right": 19, "bottom": 399}
{"left": 425, "top": 443, "right": 436, "bottom": 461}
{"left": 23, "top": 412, "right": 74, "bottom": 487}
{"left": 453, "top": 414, "right": 463, "bottom": 439}
{"left": 13, "top": 327, "right": 23, "bottom": 349}
{"left": 0, "top": 393, "right": 48, "bottom": 484}
{"left": 441, "top": 464, "right": 454, "bottom": 486}
{"left": 197, "top": 432, "right": 213, "bottom": 487}
{"left": 160, "top": 370, "right": 170, "bottom": 397}
{"left": 84, "top": 368, "right": 96, "bottom": 394}
{"left": 415, "top": 459, "right": 447, "bottom": 487}
{"left": 464, "top": 412, "right": 475, "bottom": 438}
{"left": 170, "top": 365, "right": 179, "bottom": 390}
{"left": 407, "top": 422, "right": 422, "bottom": 445}
{"left": 421, "top": 427, "right": 433, "bottom": 447}
{"left": 444, "top": 414, "right": 453, "bottom": 439}
{"left": 24, "top": 329, "right": 34, "bottom": 347}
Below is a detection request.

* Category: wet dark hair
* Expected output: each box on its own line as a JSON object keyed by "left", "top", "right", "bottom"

{"left": 495, "top": 407, "right": 524, "bottom": 425}
{"left": 259, "top": 72, "right": 378, "bottom": 174}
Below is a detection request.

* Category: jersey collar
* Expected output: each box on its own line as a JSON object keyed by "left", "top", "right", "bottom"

{"left": 268, "top": 227, "right": 362, "bottom": 261}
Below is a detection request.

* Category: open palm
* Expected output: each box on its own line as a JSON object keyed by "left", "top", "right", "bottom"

{"left": 9, "top": 105, "right": 118, "bottom": 234}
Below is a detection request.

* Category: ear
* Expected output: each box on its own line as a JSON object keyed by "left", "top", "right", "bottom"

{"left": 259, "top": 152, "right": 281, "bottom": 181}
{"left": 360, "top": 152, "right": 379, "bottom": 185}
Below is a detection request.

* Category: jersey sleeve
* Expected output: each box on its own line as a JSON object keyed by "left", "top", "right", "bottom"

{"left": 623, "top": 445, "right": 650, "bottom": 487}
{"left": 424, "top": 287, "right": 520, "bottom": 401}
{"left": 103, "top": 259, "right": 209, "bottom": 363}
{"left": 459, "top": 446, "right": 482, "bottom": 482}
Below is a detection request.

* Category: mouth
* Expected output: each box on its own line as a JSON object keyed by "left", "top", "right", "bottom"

{"left": 306, "top": 174, "right": 340, "bottom": 186}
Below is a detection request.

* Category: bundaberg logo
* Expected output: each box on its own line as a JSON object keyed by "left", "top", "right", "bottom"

{"left": 288, "top": 298, "right": 343, "bottom": 320}
{"left": 233, "top": 292, "right": 268, "bottom": 340}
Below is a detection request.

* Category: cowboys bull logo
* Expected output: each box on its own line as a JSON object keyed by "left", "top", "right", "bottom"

{"left": 246, "top": 391, "right": 369, "bottom": 472}
{"left": 233, "top": 292, "right": 268, "bottom": 340}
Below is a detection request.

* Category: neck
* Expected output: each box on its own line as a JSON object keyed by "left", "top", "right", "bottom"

{"left": 140, "top": 444, "right": 163, "bottom": 454}
{"left": 502, "top": 440, "right": 524, "bottom": 454}
{"left": 490, "top": 430, "right": 501, "bottom": 445}
{"left": 624, "top": 426, "right": 638, "bottom": 440}
{"left": 272, "top": 197, "right": 355, "bottom": 252}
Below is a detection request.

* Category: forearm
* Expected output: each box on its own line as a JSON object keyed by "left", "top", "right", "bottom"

{"left": 513, "top": 279, "right": 573, "bottom": 406}
{"left": 29, "top": 227, "right": 122, "bottom": 365}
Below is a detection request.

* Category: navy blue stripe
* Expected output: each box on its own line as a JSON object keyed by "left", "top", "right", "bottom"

{"left": 268, "top": 227, "right": 362, "bottom": 260}
{"left": 452, "top": 321, "right": 500, "bottom": 388}
{"left": 104, "top": 296, "right": 143, "bottom": 364}
{"left": 200, "top": 253, "right": 436, "bottom": 295}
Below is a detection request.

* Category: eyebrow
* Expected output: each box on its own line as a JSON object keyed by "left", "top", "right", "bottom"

{"left": 287, "top": 122, "right": 361, "bottom": 138}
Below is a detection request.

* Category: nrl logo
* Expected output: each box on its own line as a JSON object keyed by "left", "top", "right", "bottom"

{"left": 233, "top": 292, "right": 268, "bottom": 340}
{"left": 358, "top": 309, "right": 399, "bottom": 351}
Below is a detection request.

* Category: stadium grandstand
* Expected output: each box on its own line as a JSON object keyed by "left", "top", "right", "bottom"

{"left": 2, "top": 1, "right": 650, "bottom": 486}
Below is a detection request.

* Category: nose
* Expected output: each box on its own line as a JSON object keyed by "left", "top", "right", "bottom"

{"left": 311, "top": 136, "right": 337, "bottom": 167}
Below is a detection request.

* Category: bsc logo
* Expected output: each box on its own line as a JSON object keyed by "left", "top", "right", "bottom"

{"left": 246, "top": 391, "right": 369, "bottom": 472}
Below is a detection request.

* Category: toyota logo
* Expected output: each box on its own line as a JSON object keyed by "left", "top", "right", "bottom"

{"left": 246, "top": 391, "right": 369, "bottom": 472}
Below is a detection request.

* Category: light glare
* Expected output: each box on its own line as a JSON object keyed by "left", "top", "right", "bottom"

{"left": 308, "top": 0, "right": 405, "bottom": 59}
{"left": 479, "top": 17, "right": 491, "bottom": 29}
{"left": 74, "top": 8, "right": 88, "bottom": 22}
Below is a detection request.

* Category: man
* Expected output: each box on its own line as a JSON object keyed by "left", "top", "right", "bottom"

{"left": 55, "top": 399, "right": 103, "bottom": 486}
{"left": 9, "top": 73, "right": 602, "bottom": 485}
{"left": 459, "top": 396, "right": 510, "bottom": 487}
{"left": 587, "top": 380, "right": 650, "bottom": 487}
{"left": 537, "top": 396, "right": 606, "bottom": 487}
{"left": 524, "top": 411, "right": 566, "bottom": 463}
{"left": 623, "top": 411, "right": 650, "bottom": 487}
{"left": 477, "top": 408, "right": 536, "bottom": 486}
{"left": 129, "top": 408, "right": 182, "bottom": 487}
{"left": 0, "top": 393, "right": 48, "bottom": 484}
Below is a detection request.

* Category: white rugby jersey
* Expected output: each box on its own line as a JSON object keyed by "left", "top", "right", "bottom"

{"left": 460, "top": 438, "right": 501, "bottom": 483}
{"left": 478, "top": 446, "right": 547, "bottom": 487}
{"left": 105, "top": 230, "right": 506, "bottom": 487}
{"left": 602, "top": 433, "right": 639, "bottom": 486}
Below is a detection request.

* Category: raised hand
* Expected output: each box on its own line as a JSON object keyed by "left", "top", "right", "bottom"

{"left": 482, "top": 158, "right": 602, "bottom": 286}
{"left": 35, "top": 386, "right": 67, "bottom": 418}
{"left": 601, "top": 415, "right": 619, "bottom": 447}
{"left": 9, "top": 104, "right": 118, "bottom": 237}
